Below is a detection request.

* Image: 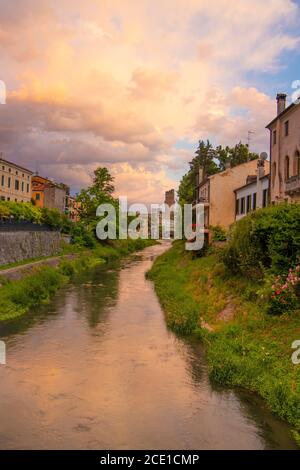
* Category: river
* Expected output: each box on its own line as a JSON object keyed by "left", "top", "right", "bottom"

{"left": 0, "top": 242, "right": 296, "bottom": 449}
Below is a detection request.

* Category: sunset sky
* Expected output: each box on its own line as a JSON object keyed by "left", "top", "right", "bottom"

{"left": 0, "top": 0, "right": 300, "bottom": 204}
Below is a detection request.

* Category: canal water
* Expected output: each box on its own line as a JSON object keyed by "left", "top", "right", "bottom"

{"left": 0, "top": 242, "right": 296, "bottom": 449}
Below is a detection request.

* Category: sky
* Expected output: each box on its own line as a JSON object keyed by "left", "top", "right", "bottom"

{"left": 0, "top": 0, "right": 299, "bottom": 204}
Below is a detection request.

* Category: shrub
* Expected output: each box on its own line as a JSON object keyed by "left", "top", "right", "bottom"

{"left": 70, "top": 222, "right": 96, "bottom": 248}
{"left": 267, "top": 266, "right": 300, "bottom": 315}
{"left": 223, "top": 204, "right": 300, "bottom": 277}
{"left": 210, "top": 225, "right": 227, "bottom": 242}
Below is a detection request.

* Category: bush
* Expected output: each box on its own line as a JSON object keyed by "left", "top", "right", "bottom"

{"left": 223, "top": 204, "right": 300, "bottom": 278}
{"left": 210, "top": 225, "right": 227, "bottom": 242}
{"left": 70, "top": 222, "right": 96, "bottom": 248}
{"left": 0, "top": 201, "right": 73, "bottom": 233}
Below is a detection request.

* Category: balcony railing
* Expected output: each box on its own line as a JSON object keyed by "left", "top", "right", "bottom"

{"left": 285, "top": 175, "right": 300, "bottom": 194}
{"left": 196, "top": 196, "right": 209, "bottom": 205}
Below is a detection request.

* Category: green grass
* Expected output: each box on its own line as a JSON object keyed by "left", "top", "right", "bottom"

{"left": 148, "top": 240, "right": 300, "bottom": 435}
{"left": 0, "top": 238, "right": 155, "bottom": 323}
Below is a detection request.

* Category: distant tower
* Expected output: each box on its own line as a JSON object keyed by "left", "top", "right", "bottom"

{"left": 164, "top": 189, "right": 175, "bottom": 207}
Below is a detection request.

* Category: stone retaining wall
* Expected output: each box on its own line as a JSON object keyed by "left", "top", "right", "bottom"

{"left": 0, "top": 231, "right": 62, "bottom": 266}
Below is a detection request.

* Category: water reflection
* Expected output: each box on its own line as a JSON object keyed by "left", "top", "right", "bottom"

{"left": 0, "top": 242, "right": 297, "bottom": 450}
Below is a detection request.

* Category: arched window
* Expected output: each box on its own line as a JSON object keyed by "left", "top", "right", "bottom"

{"left": 272, "top": 162, "right": 276, "bottom": 187}
{"left": 285, "top": 156, "right": 290, "bottom": 181}
{"left": 296, "top": 151, "right": 300, "bottom": 176}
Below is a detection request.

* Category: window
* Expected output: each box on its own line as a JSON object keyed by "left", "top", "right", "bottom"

{"left": 272, "top": 162, "right": 276, "bottom": 187}
{"left": 285, "top": 120, "right": 289, "bottom": 137}
{"left": 22, "top": 182, "right": 24, "bottom": 192}
{"left": 253, "top": 193, "right": 257, "bottom": 210}
{"left": 16, "top": 171, "right": 18, "bottom": 176}
{"left": 240, "top": 197, "right": 245, "bottom": 214}
{"left": 273, "top": 130, "right": 277, "bottom": 145}
{"left": 1, "top": 175, "right": 4, "bottom": 186}
{"left": 263, "top": 189, "right": 268, "bottom": 208}
{"left": 1, "top": 196, "right": 5, "bottom": 201}
{"left": 15, "top": 180, "right": 19, "bottom": 190}
{"left": 27, "top": 184, "right": 29, "bottom": 193}
{"left": 296, "top": 151, "right": 300, "bottom": 176}
{"left": 8, "top": 168, "right": 11, "bottom": 173}
{"left": 285, "top": 156, "right": 290, "bottom": 180}
{"left": 35, "top": 193, "right": 40, "bottom": 201}
{"left": 8, "top": 177, "right": 11, "bottom": 188}
{"left": 236, "top": 198, "right": 240, "bottom": 215}
{"left": 246, "top": 195, "right": 251, "bottom": 213}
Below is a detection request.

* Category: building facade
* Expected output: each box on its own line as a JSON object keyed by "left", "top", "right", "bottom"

{"left": 0, "top": 157, "right": 33, "bottom": 202}
{"left": 32, "top": 175, "right": 68, "bottom": 214}
{"left": 234, "top": 159, "right": 270, "bottom": 222}
{"left": 267, "top": 93, "right": 300, "bottom": 203}
{"left": 65, "top": 195, "right": 80, "bottom": 222}
{"left": 196, "top": 159, "right": 259, "bottom": 238}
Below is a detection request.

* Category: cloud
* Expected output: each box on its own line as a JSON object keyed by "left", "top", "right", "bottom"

{"left": 0, "top": 0, "right": 299, "bottom": 202}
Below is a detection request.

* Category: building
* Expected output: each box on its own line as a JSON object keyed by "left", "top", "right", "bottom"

{"left": 266, "top": 93, "right": 300, "bottom": 203}
{"left": 164, "top": 189, "right": 175, "bottom": 207}
{"left": 31, "top": 175, "right": 68, "bottom": 214}
{"left": 0, "top": 156, "right": 33, "bottom": 202}
{"left": 234, "top": 157, "right": 270, "bottom": 221}
{"left": 196, "top": 159, "right": 259, "bottom": 238}
{"left": 65, "top": 195, "right": 80, "bottom": 222}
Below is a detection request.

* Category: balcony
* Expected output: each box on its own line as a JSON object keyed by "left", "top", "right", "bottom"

{"left": 285, "top": 175, "right": 300, "bottom": 195}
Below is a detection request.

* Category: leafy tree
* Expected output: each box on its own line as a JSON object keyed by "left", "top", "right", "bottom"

{"left": 77, "top": 167, "right": 117, "bottom": 221}
{"left": 178, "top": 172, "right": 195, "bottom": 205}
{"left": 178, "top": 140, "right": 218, "bottom": 205}
{"left": 178, "top": 140, "right": 258, "bottom": 206}
{"left": 194, "top": 140, "right": 219, "bottom": 178}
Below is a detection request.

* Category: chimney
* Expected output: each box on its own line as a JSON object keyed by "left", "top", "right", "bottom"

{"left": 257, "top": 159, "right": 265, "bottom": 179}
{"left": 276, "top": 93, "right": 287, "bottom": 115}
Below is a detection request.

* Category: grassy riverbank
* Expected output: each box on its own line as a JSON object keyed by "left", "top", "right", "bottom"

{"left": 147, "top": 241, "right": 300, "bottom": 442}
{"left": 0, "top": 239, "right": 155, "bottom": 323}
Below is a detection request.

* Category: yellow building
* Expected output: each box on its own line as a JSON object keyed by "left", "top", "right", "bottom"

{"left": 0, "top": 157, "right": 33, "bottom": 202}
{"left": 196, "top": 159, "right": 260, "bottom": 237}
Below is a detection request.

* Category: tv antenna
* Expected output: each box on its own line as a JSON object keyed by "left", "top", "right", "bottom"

{"left": 247, "top": 130, "right": 255, "bottom": 149}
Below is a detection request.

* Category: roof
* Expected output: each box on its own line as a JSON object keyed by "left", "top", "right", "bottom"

{"left": 197, "top": 158, "right": 259, "bottom": 190}
{"left": 266, "top": 101, "right": 296, "bottom": 129}
{"left": 0, "top": 157, "right": 33, "bottom": 175}
{"left": 234, "top": 174, "right": 270, "bottom": 193}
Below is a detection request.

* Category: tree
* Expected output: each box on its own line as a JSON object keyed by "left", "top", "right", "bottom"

{"left": 178, "top": 140, "right": 259, "bottom": 206}
{"left": 178, "top": 140, "right": 218, "bottom": 205}
{"left": 194, "top": 140, "right": 219, "bottom": 178}
{"left": 178, "top": 171, "right": 195, "bottom": 205}
{"left": 77, "top": 167, "right": 116, "bottom": 221}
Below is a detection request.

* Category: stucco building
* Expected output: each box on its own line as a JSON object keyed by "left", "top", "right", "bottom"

{"left": 266, "top": 93, "right": 300, "bottom": 203}
{"left": 0, "top": 157, "right": 33, "bottom": 202}
{"left": 32, "top": 175, "right": 68, "bottom": 214}
{"left": 196, "top": 159, "right": 260, "bottom": 237}
{"left": 65, "top": 195, "right": 80, "bottom": 222}
{"left": 234, "top": 158, "right": 270, "bottom": 222}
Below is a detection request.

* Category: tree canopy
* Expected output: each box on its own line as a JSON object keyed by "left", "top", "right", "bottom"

{"left": 77, "top": 167, "right": 117, "bottom": 221}
{"left": 178, "top": 140, "right": 258, "bottom": 205}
